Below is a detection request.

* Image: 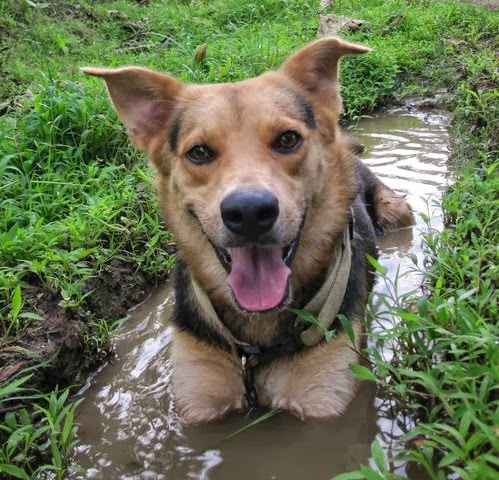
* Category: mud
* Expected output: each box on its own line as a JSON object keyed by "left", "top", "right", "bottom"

{"left": 0, "top": 259, "right": 166, "bottom": 395}
{"left": 83, "top": 259, "right": 159, "bottom": 321}
{"left": 0, "top": 286, "right": 82, "bottom": 392}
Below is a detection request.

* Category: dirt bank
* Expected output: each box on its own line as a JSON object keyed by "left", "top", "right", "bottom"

{"left": 0, "top": 261, "right": 167, "bottom": 392}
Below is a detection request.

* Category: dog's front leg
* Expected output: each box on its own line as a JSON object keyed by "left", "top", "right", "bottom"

{"left": 170, "top": 331, "right": 244, "bottom": 423}
{"left": 257, "top": 323, "right": 362, "bottom": 420}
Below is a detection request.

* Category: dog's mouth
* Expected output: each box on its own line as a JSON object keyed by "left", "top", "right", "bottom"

{"left": 214, "top": 237, "right": 299, "bottom": 313}
{"left": 188, "top": 205, "right": 304, "bottom": 313}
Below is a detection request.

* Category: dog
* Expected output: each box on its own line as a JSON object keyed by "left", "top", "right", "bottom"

{"left": 83, "top": 37, "right": 413, "bottom": 424}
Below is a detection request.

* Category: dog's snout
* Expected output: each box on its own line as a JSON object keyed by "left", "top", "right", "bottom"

{"left": 220, "top": 187, "right": 279, "bottom": 238}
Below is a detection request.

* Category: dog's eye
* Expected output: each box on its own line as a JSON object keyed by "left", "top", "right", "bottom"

{"left": 272, "top": 130, "right": 302, "bottom": 153}
{"left": 186, "top": 144, "right": 216, "bottom": 164}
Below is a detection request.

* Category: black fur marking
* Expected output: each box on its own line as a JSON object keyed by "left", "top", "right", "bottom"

{"left": 172, "top": 257, "right": 232, "bottom": 352}
{"left": 168, "top": 114, "right": 183, "bottom": 153}
{"left": 354, "top": 157, "right": 384, "bottom": 233}
{"left": 289, "top": 90, "right": 317, "bottom": 129}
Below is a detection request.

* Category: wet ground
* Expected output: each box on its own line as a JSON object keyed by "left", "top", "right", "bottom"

{"left": 73, "top": 108, "right": 449, "bottom": 479}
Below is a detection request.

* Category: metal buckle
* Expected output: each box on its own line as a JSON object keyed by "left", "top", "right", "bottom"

{"left": 241, "top": 354, "right": 258, "bottom": 409}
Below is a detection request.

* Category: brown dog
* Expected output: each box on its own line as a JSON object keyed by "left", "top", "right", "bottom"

{"left": 83, "top": 37, "right": 413, "bottom": 423}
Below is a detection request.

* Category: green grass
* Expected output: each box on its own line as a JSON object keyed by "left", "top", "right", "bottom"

{"left": 330, "top": 3, "right": 498, "bottom": 478}
{"left": 0, "top": 80, "right": 174, "bottom": 333}
{"left": 0, "top": 363, "right": 80, "bottom": 479}
{"left": 0, "top": 0, "right": 497, "bottom": 477}
{"left": 349, "top": 181, "right": 498, "bottom": 477}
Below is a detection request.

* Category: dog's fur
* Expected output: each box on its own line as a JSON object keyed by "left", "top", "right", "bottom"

{"left": 83, "top": 38, "right": 413, "bottom": 424}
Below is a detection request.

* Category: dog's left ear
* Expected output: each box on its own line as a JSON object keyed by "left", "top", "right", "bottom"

{"left": 280, "top": 37, "right": 370, "bottom": 104}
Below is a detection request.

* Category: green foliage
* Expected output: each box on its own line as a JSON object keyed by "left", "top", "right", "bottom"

{"left": 0, "top": 64, "right": 173, "bottom": 479}
{"left": 359, "top": 164, "right": 498, "bottom": 478}
{"left": 334, "top": 2, "right": 498, "bottom": 478}
{"left": 333, "top": 0, "right": 499, "bottom": 118}
{"left": 0, "top": 365, "right": 80, "bottom": 479}
{"left": 0, "top": 81, "right": 173, "bottom": 333}
{"left": 331, "top": 440, "right": 406, "bottom": 480}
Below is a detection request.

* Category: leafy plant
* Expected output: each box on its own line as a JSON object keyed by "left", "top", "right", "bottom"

{"left": 0, "top": 365, "right": 81, "bottom": 479}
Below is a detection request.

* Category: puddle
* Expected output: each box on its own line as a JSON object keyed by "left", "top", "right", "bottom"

{"left": 73, "top": 109, "right": 449, "bottom": 479}
{"left": 353, "top": 109, "right": 449, "bottom": 477}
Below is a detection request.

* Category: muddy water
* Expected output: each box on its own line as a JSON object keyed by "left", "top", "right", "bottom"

{"left": 73, "top": 109, "right": 449, "bottom": 479}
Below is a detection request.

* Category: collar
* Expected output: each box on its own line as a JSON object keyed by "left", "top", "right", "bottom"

{"left": 190, "top": 214, "right": 353, "bottom": 408}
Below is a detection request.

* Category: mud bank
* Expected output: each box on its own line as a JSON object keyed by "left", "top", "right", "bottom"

{"left": 0, "top": 259, "right": 169, "bottom": 391}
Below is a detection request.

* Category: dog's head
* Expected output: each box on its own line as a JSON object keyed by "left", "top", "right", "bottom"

{"left": 83, "top": 38, "right": 369, "bottom": 314}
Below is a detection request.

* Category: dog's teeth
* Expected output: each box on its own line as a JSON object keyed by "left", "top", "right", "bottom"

{"left": 219, "top": 248, "right": 231, "bottom": 266}
{"left": 282, "top": 242, "right": 293, "bottom": 262}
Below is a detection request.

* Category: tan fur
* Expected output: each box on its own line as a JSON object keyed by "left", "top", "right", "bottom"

{"left": 172, "top": 320, "right": 362, "bottom": 423}
{"left": 171, "top": 331, "right": 244, "bottom": 423}
{"left": 83, "top": 38, "right": 411, "bottom": 424}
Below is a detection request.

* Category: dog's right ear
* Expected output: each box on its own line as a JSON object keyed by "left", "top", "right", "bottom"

{"left": 81, "top": 67, "right": 183, "bottom": 152}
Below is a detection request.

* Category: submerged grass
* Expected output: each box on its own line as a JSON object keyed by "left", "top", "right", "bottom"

{"left": 0, "top": 0, "right": 497, "bottom": 477}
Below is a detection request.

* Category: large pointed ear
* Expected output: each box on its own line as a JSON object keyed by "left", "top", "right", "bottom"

{"left": 280, "top": 37, "right": 370, "bottom": 104}
{"left": 81, "top": 66, "right": 183, "bottom": 151}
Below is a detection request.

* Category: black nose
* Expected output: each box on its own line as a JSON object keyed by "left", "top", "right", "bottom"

{"left": 220, "top": 187, "right": 279, "bottom": 239}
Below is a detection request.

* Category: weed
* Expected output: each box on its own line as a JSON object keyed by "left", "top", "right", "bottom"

{"left": 338, "top": 179, "right": 498, "bottom": 479}
{"left": 0, "top": 80, "right": 173, "bottom": 330}
{"left": 224, "top": 409, "right": 281, "bottom": 442}
{"left": 0, "top": 365, "right": 81, "bottom": 479}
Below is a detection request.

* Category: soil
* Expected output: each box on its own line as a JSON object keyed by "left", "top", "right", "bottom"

{"left": 0, "top": 261, "right": 165, "bottom": 397}
{"left": 83, "top": 259, "right": 156, "bottom": 320}
{"left": 466, "top": 0, "right": 498, "bottom": 9}
{"left": 0, "top": 286, "right": 83, "bottom": 401}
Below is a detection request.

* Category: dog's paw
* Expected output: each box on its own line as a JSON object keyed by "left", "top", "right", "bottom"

{"left": 271, "top": 387, "right": 353, "bottom": 421}
{"left": 176, "top": 396, "right": 243, "bottom": 424}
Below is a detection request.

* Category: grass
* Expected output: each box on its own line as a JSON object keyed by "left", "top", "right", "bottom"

{"left": 0, "top": 363, "right": 80, "bottom": 479}
{"left": 330, "top": 3, "right": 498, "bottom": 478}
{"left": 0, "top": 80, "right": 175, "bottom": 351}
{"left": 0, "top": 0, "right": 497, "bottom": 477}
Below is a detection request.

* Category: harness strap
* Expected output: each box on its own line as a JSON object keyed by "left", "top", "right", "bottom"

{"left": 300, "top": 221, "right": 352, "bottom": 345}
{"left": 190, "top": 276, "right": 244, "bottom": 353}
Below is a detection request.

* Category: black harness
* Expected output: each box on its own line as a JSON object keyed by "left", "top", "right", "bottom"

{"left": 238, "top": 322, "right": 310, "bottom": 408}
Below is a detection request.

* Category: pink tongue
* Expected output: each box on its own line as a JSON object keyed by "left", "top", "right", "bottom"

{"left": 227, "top": 247, "right": 291, "bottom": 312}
